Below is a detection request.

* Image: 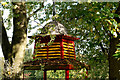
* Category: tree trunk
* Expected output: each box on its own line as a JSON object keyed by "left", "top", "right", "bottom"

{"left": 109, "top": 2, "right": 120, "bottom": 80}
{"left": 11, "top": 2, "right": 27, "bottom": 78}
{"left": 109, "top": 37, "right": 120, "bottom": 80}
{"left": 2, "top": 19, "right": 11, "bottom": 60}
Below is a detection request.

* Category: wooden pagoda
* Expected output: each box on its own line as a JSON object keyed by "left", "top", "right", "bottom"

{"left": 23, "top": 21, "right": 90, "bottom": 80}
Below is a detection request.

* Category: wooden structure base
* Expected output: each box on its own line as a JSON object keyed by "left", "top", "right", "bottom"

{"left": 23, "top": 59, "right": 90, "bottom": 80}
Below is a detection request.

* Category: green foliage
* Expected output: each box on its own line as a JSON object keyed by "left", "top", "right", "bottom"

{"left": 2, "top": 1, "right": 120, "bottom": 79}
{"left": 24, "top": 2, "right": 118, "bottom": 79}
{"left": 54, "top": 2, "right": 118, "bottom": 78}
{"left": 24, "top": 49, "right": 33, "bottom": 62}
{"left": 113, "top": 43, "right": 120, "bottom": 59}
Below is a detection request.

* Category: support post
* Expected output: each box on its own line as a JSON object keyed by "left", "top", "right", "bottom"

{"left": 60, "top": 40, "right": 64, "bottom": 59}
{"left": 85, "top": 70, "right": 88, "bottom": 78}
{"left": 23, "top": 69, "right": 24, "bottom": 80}
{"left": 44, "top": 70, "right": 47, "bottom": 80}
{"left": 65, "top": 70, "right": 69, "bottom": 80}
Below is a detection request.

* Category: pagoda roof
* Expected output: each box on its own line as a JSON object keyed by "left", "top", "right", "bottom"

{"left": 28, "top": 34, "right": 79, "bottom": 41}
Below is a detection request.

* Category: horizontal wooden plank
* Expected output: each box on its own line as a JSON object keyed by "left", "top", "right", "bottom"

{"left": 64, "top": 56, "right": 74, "bottom": 59}
{"left": 49, "top": 48, "right": 60, "bottom": 50}
{"left": 63, "top": 44, "right": 73, "bottom": 47}
{"left": 38, "top": 47, "right": 61, "bottom": 49}
{"left": 36, "top": 56, "right": 61, "bottom": 59}
{"left": 64, "top": 51, "right": 75, "bottom": 54}
{"left": 37, "top": 52, "right": 60, "bottom": 54}
{"left": 36, "top": 53, "right": 47, "bottom": 55}
{"left": 48, "top": 49, "right": 61, "bottom": 51}
{"left": 48, "top": 55, "right": 61, "bottom": 57}
{"left": 63, "top": 48, "right": 74, "bottom": 51}
{"left": 37, "top": 51, "right": 61, "bottom": 53}
{"left": 36, "top": 49, "right": 61, "bottom": 52}
{"left": 48, "top": 57, "right": 61, "bottom": 59}
{"left": 37, "top": 51, "right": 47, "bottom": 53}
{"left": 48, "top": 51, "right": 61, "bottom": 53}
{"left": 64, "top": 51, "right": 74, "bottom": 53}
{"left": 36, "top": 50, "right": 47, "bottom": 52}
{"left": 36, "top": 53, "right": 61, "bottom": 57}
{"left": 64, "top": 47, "right": 74, "bottom": 49}
{"left": 48, "top": 45, "right": 60, "bottom": 47}
{"left": 36, "top": 42, "right": 60, "bottom": 45}
{"left": 36, "top": 54, "right": 47, "bottom": 56}
{"left": 64, "top": 53, "right": 74, "bottom": 55}
{"left": 48, "top": 54, "right": 61, "bottom": 56}
{"left": 63, "top": 45, "right": 73, "bottom": 48}
{"left": 63, "top": 42, "right": 67, "bottom": 44}
{"left": 64, "top": 55, "right": 75, "bottom": 57}
{"left": 69, "top": 55, "right": 75, "bottom": 56}
{"left": 63, "top": 54, "right": 74, "bottom": 56}
{"left": 64, "top": 54, "right": 69, "bottom": 56}
{"left": 64, "top": 53, "right": 75, "bottom": 56}
{"left": 63, "top": 42, "right": 73, "bottom": 46}
{"left": 36, "top": 45, "right": 60, "bottom": 48}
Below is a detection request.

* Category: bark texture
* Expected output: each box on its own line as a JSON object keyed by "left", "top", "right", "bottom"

{"left": 109, "top": 2, "right": 120, "bottom": 80}
{"left": 2, "top": 20, "right": 11, "bottom": 60}
{"left": 109, "top": 37, "right": 120, "bottom": 80}
{"left": 11, "top": 2, "right": 27, "bottom": 78}
{"left": 1, "top": 2, "right": 44, "bottom": 79}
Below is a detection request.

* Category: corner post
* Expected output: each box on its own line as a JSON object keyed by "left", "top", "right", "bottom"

{"left": 85, "top": 70, "right": 88, "bottom": 78}
{"left": 44, "top": 70, "right": 47, "bottom": 80}
{"left": 65, "top": 70, "right": 69, "bottom": 80}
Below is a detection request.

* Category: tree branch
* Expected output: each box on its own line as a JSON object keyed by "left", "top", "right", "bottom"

{"left": 94, "top": 25, "right": 108, "bottom": 56}
{"left": 102, "top": 23, "right": 113, "bottom": 37}
{"left": 27, "top": 3, "right": 44, "bottom": 23}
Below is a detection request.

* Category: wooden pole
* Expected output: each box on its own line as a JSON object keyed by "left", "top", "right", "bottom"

{"left": 85, "top": 70, "right": 88, "bottom": 78}
{"left": 65, "top": 70, "right": 69, "bottom": 80}
{"left": 23, "top": 69, "right": 24, "bottom": 80}
{"left": 44, "top": 70, "right": 47, "bottom": 80}
{"left": 53, "top": 0, "right": 55, "bottom": 16}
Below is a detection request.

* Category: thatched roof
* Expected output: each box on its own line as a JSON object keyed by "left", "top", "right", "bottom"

{"left": 41, "top": 21, "right": 68, "bottom": 35}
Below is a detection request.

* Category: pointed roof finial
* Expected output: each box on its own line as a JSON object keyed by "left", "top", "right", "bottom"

{"left": 53, "top": 0, "right": 55, "bottom": 16}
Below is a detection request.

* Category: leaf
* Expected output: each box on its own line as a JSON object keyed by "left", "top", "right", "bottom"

{"left": 1, "top": 2, "right": 7, "bottom": 6}
{"left": 111, "top": 30, "right": 114, "bottom": 34}
{"left": 113, "top": 53, "right": 120, "bottom": 58}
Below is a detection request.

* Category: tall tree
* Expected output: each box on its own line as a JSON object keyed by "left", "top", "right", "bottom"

{"left": 54, "top": 2, "right": 120, "bottom": 79}
{"left": 1, "top": 1, "right": 120, "bottom": 79}
{"left": 11, "top": 2, "right": 27, "bottom": 78}
{"left": 1, "top": 2, "right": 44, "bottom": 79}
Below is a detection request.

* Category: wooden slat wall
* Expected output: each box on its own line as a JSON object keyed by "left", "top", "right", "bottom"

{"left": 35, "top": 42, "right": 61, "bottom": 59}
{"left": 63, "top": 42, "right": 75, "bottom": 59}
{"left": 34, "top": 40, "right": 75, "bottom": 59}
